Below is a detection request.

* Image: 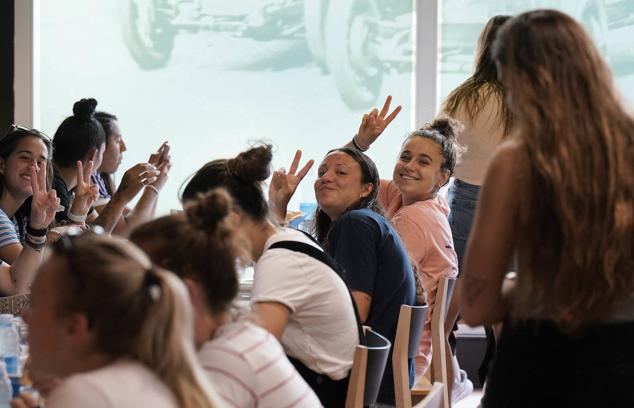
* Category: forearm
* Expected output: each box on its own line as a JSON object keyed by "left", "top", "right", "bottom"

{"left": 459, "top": 272, "right": 510, "bottom": 326}
{"left": 92, "top": 195, "right": 128, "bottom": 234}
{"left": 123, "top": 188, "right": 159, "bottom": 231}
{"left": 6, "top": 245, "right": 43, "bottom": 294}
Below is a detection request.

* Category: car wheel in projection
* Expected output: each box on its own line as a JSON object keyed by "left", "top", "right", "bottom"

{"left": 119, "top": 0, "right": 176, "bottom": 70}
{"left": 325, "top": 0, "right": 383, "bottom": 110}
{"left": 304, "top": 0, "right": 330, "bottom": 70}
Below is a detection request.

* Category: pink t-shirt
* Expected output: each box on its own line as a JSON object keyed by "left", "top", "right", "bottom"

{"left": 379, "top": 180, "right": 458, "bottom": 375}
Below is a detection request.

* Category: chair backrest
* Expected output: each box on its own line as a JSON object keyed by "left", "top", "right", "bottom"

{"left": 393, "top": 304, "right": 429, "bottom": 408}
{"left": 430, "top": 277, "right": 455, "bottom": 408}
{"left": 346, "top": 328, "right": 391, "bottom": 408}
{"left": 414, "top": 382, "right": 445, "bottom": 408}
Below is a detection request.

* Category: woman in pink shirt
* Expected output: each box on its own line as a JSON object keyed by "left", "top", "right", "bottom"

{"left": 348, "top": 100, "right": 467, "bottom": 401}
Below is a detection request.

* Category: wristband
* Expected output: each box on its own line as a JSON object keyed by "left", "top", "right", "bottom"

{"left": 352, "top": 134, "right": 368, "bottom": 152}
{"left": 145, "top": 185, "right": 160, "bottom": 195}
{"left": 26, "top": 224, "right": 48, "bottom": 237}
{"left": 24, "top": 235, "right": 46, "bottom": 252}
{"left": 67, "top": 211, "right": 87, "bottom": 223}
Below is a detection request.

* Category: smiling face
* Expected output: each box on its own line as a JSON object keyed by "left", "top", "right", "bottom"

{"left": 0, "top": 136, "right": 49, "bottom": 199}
{"left": 314, "top": 151, "right": 373, "bottom": 221}
{"left": 98, "top": 121, "right": 126, "bottom": 174}
{"left": 392, "top": 136, "right": 449, "bottom": 205}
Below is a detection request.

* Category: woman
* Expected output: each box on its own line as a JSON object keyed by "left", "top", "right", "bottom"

{"left": 14, "top": 231, "right": 219, "bottom": 407}
{"left": 270, "top": 146, "right": 416, "bottom": 406}
{"left": 52, "top": 99, "right": 159, "bottom": 233}
{"left": 93, "top": 111, "right": 171, "bottom": 235}
{"left": 181, "top": 145, "right": 358, "bottom": 407}
{"left": 0, "top": 125, "right": 60, "bottom": 294}
{"left": 349, "top": 111, "right": 467, "bottom": 400}
{"left": 461, "top": 10, "right": 634, "bottom": 407}
{"left": 130, "top": 189, "right": 322, "bottom": 408}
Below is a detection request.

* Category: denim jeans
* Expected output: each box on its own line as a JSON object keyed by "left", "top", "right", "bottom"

{"left": 447, "top": 178, "right": 480, "bottom": 274}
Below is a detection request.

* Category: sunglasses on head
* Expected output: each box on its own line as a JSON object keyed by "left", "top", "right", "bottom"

{"left": 4, "top": 124, "right": 51, "bottom": 143}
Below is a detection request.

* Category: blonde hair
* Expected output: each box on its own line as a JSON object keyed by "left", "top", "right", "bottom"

{"left": 52, "top": 233, "right": 219, "bottom": 408}
{"left": 493, "top": 10, "right": 634, "bottom": 331}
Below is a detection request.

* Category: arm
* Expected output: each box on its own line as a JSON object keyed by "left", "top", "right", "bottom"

{"left": 0, "top": 244, "right": 22, "bottom": 265}
{"left": 351, "top": 291, "right": 372, "bottom": 323}
{"left": 92, "top": 163, "right": 159, "bottom": 234}
{"left": 459, "top": 141, "right": 523, "bottom": 326}
{"left": 0, "top": 166, "right": 59, "bottom": 295}
{"left": 251, "top": 302, "right": 291, "bottom": 340}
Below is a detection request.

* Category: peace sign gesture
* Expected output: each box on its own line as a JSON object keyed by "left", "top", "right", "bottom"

{"left": 68, "top": 159, "right": 99, "bottom": 221}
{"left": 355, "top": 95, "right": 402, "bottom": 150}
{"left": 268, "top": 149, "right": 314, "bottom": 220}
{"left": 28, "top": 164, "right": 60, "bottom": 230}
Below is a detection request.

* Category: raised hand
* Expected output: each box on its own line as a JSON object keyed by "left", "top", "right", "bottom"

{"left": 148, "top": 154, "right": 172, "bottom": 192}
{"left": 115, "top": 163, "right": 160, "bottom": 203}
{"left": 268, "top": 150, "right": 314, "bottom": 220}
{"left": 355, "top": 95, "right": 402, "bottom": 149}
{"left": 69, "top": 160, "right": 99, "bottom": 220}
{"left": 28, "top": 165, "right": 60, "bottom": 230}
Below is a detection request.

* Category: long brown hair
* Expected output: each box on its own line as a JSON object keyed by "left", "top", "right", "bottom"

{"left": 52, "top": 233, "right": 218, "bottom": 407}
{"left": 444, "top": 15, "right": 513, "bottom": 136}
{"left": 493, "top": 10, "right": 634, "bottom": 331}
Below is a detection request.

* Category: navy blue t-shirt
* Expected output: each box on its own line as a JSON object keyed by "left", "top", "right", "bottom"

{"left": 327, "top": 208, "right": 416, "bottom": 404}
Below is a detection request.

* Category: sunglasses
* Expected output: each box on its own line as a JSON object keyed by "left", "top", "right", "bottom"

{"left": 4, "top": 124, "right": 52, "bottom": 143}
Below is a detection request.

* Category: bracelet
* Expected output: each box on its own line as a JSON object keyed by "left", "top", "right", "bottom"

{"left": 26, "top": 224, "right": 48, "bottom": 237}
{"left": 24, "top": 235, "right": 46, "bottom": 252}
{"left": 67, "top": 211, "right": 87, "bottom": 223}
{"left": 26, "top": 234, "right": 46, "bottom": 245}
{"left": 145, "top": 185, "right": 160, "bottom": 195}
{"left": 352, "top": 134, "right": 368, "bottom": 152}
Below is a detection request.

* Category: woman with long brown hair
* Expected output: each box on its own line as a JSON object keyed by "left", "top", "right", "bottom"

{"left": 460, "top": 9, "right": 634, "bottom": 406}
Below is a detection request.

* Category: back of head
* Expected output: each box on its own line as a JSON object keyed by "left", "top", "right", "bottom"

{"left": 180, "top": 144, "right": 272, "bottom": 221}
{"left": 408, "top": 117, "right": 466, "bottom": 176}
{"left": 444, "top": 14, "right": 513, "bottom": 135}
{"left": 53, "top": 98, "right": 106, "bottom": 167}
{"left": 52, "top": 233, "right": 216, "bottom": 408}
{"left": 493, "top": 10, "right": 634, "bottom": 331}
{"left": 130, "top": 189, "right": 245, "bottom": 316}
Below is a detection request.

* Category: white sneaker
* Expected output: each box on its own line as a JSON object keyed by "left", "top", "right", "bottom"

{"left": 451, "top": 369, "right": 474, "bottom": 404}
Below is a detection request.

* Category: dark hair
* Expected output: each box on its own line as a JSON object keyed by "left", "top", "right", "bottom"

{"left": 444, "top": 15, "right": 513, "bottom": 136}
{"left": 94, "top": 111, "right": 119, "bottom": 139}
{"left": 0, "top": 127, "right": 53, "bottom": 198}
{"left": 406, "top": 117, "right": 466, "bottom": 178}
{"left": 180, "top": 144, "right": 272, "bottom": 221}
{"left": 53, "top": 98, "right": 106, "bottom": 167}
{"left": 314, "top": 147, "right": 382, "bottom": 246}
{"left": 130, "top": 189, "right": 244, "bottom": 315}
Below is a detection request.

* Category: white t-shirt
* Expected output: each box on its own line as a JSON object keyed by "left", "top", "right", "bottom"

{"left": 46, "top": 360, "right": 178, "bottom": 408}
{"left": 251, "top": 228, "right": 358, "bottom": 380}
{"left": 198, "top": 319, "right": 322, "bottom": 408}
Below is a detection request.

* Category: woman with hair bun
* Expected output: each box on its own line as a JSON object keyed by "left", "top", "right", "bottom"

{"left": 180, "top": 145, "right": 358, "bottom": 407}
{"left": 52, "top": 98, "right": 159, "bottom": 233}
{"left": 130, "top": 189, "right": 322, "bottom": 408}
{"left": 13, "top": 232, "right": 219, "bottom": 408}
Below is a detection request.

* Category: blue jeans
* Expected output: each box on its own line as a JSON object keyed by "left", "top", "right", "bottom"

{"left": 447, "top": 179, "right": 480, "bottom": 274}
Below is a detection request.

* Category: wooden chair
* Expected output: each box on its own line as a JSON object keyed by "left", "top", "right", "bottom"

{"left": 412, "top": 277, "right": 456, "bottom": 408}
{"left": 414, "top": 383, "right": 445, "bottom": 408}
{"left": 393, "top": 304, "right": 429, "bottom": 408}
{"left": 346, "top": 327, "right": 392, "bottom": 408}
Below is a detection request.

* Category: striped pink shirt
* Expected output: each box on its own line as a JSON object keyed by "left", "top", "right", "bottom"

{"left": 198, "top": 320, "right": 323, "bottom": 408}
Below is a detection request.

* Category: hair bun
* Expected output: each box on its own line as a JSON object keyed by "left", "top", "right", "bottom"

{"left": 427, "top": 117, "right": 463, "bottom": 141}
{"left": 73, "top": 98, "right": 98, "bottom": 122}
{"left": 185, "top": 188, "right": 232, "bottom": 232}
{"left": 226, "top": 144, "right": 272, "bottom": 183}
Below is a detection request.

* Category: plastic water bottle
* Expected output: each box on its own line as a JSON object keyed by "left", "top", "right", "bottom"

{"left": 298, "top": 202, "right": 317, "bottom": 233}
{"left": 0, "top": 361, "right": 11, "bottom": 408}
{"left": 0, "top": 315, "right": 19, "bottom": 378}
